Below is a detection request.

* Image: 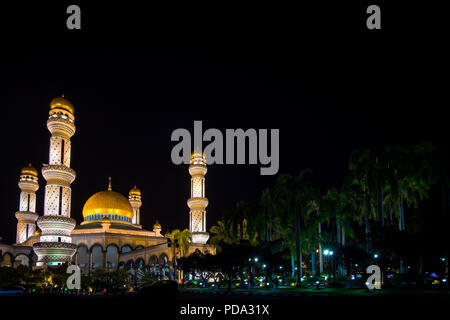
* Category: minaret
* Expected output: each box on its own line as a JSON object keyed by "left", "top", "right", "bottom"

{"left": 15, "top": 164, "right": 39, "bottom": 244}
{"left": 129, "top": 185, "right": 142, "bottom": 227}
{"left": 153, "top": 221, "right": 162, "bottom": 236}
{"left": 33, "top": 95, "right": 77, "bottom": 266}
{"left": 187, "top": 152, "right": 209, "bottom": 244}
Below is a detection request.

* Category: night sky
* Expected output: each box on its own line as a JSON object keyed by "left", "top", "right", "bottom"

{"left": 0, "top": 3, "right": 446, "bottom": 243}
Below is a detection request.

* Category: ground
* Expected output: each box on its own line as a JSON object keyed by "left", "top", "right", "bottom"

{"left": 6, "top": 287, "right": 449, "bottom": 319}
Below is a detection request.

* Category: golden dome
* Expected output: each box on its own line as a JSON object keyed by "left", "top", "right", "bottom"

{"left": 34, "top": 229, "right": 41, "bottom": 236}
{"left": 129, "top": 185, "right": 141, "bottom": 197}
{"left": 50, "top": 95, "right": 75, "bottom": 114}
{"left": 82, "top": 190, "right": 134, "bottom": 221}
{"left": 21, "top": 164, "right": 38, "bottom": 177}
{"left": 153, "top": 221, "right": 161, "bottom": 230}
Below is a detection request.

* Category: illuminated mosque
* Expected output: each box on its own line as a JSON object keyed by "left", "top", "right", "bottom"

{"left": 0, "top": 96, "right": 213, "bottom": 279}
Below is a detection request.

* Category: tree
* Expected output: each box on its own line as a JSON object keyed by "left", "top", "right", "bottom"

{"left": 270, "top": 170, "right": 320, "bottom": 284}
{"left": 349, "top": 143, "right": 440, "bottom": 273}
{"left": 210, "top": 220, "right": 237, "bottom": 252}
{"left": 348, "top": 148, "right": 385, "bottom": 254}
{"left": 319, "top": 188, "right": 357, "bottom": 276}
{"left": 170, "top": 229, "right": 192, "bottom": 258}
{"left": 261, "top": 188, "right": 275, "bottom": 241}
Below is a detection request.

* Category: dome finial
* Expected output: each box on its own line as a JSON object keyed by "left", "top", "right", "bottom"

{"left": 61, "top": 93, "right": 65, "bottom": 98}
{"left": 108, "top": 177, "right": 112, "bottom": 191}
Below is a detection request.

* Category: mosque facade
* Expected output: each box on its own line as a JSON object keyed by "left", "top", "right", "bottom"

{"left": 0, "top": 96, "right": 214, "bottom": 280}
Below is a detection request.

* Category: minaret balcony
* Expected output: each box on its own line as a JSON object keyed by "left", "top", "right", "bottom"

{"left": 18, "top": 180, "right": 39, "bottom": 192}
{"left": 37, "top": 216, "right": 76, "bottom": 236}
{"left": 47, "top": 116, "right": 76, "bottom": 138}
{"left": 32, "top": 242, "right": 77, "bottom": 263}
{"left": 15, "top": 211, "right": 39, "bottom": 222}
{"left": 189, "top": 164, "right": 208, "bottom": 176}
{"left": 192, "top": 232, "right": 210, "bottom": 244}
{"left": 187, "top": 197, "right": 209, "bottom": 210}
{"left": 129, "top": 198, "right": 142, "bottom": 208}
{"left": 42, "top": 164, "right": 76, "bottom": 183}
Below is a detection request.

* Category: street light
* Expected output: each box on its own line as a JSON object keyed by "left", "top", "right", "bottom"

{"left": 323, "top": 249, "right": 335, "bottom": 282}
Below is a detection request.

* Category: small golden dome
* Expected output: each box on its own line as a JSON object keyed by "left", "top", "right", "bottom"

{"left": 21, "top": 164, "right": 38, "bottom": 177}
{"left": 34, "top": 229, "right": 41, "bottom": 236}
{"left": 50, "top": 95, "right": 75, "bottom": 114}
{"left": 153, "top": 221, "right": 161, "bottom": 230}
{"left": 82, "top": 189, "right": 134, "bottom": 221}
{"left": 129, "top": 185, "right": 141, "bottom": 197}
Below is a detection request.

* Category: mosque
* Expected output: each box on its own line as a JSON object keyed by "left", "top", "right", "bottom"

{"left": 0, "top": 96, "right": 214, "bottom": 279}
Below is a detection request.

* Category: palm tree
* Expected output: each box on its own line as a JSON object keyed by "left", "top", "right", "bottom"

{"left": 261, "top": 188, "right": 275, "bottom": 242}
{"left": 382, "top": 143, "right": 439, "bottom": 230}
{"left": 170, "top": 229, "right": 192, "bottom": 258}
{"left": 169, "top": 229, "right": 192, "bottom": 283}
{"left": 210, "top": 221, "right": 236, "bottom": 252}
{"left": 382, "top": 143, "right": 440, "bottom": 273}
{"left": 271, "top": 171, "right": 320, "bottom": 284}
{"left": 319, "top": 188, "right": 357, "bottom": 276}
{"left": 349, "top": 143, "right": 440, "bottom": 273}
{"left": 309, "top": 199, "right": 324, "bottom": 274}
{"left": 348, "top": 148, "right": 385, "bottom": 254}
{"left": 235, "top": 202, "right": 261, "bottom": 244}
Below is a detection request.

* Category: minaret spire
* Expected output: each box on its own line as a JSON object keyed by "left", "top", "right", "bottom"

{"left": 33, "top": 96, "right": 77, "bottom": 267}
{"left": 129, "top": 185, "right": 142, "bottom": 227}
{"left": 15, "top": 164, "right": 39, "bottom": 244}
{"left": 187, "top": 151, "right": 209, "bottom": 244}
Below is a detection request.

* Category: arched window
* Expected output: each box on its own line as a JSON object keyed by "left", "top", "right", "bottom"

{"left": 77, "top": 246, "right": 89, "bottom": 269}
{"left": 121, "top": 245, "right": 132, "bottom": 254}
{"left": 1, "top": 253, "right": 13, "bottom": 267}
{"left": 91, "top": 245, "right": 103, "bottom": 269}
{"left": 106, "top": 245, "right": 118, "bottom": 270}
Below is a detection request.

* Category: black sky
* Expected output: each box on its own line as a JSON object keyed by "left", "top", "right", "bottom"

{"left": 0, "top": 2, "right": 446, "bottom": 243}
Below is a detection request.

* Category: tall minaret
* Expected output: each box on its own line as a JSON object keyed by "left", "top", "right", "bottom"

{"left": 33, "top": 95, "right": 77, "bottom": 267}
{"left": 187, "top": 152, "right": 209, "bottom": 244}
{"left": 129, "top": 185, "right": 142, "bottom": 227}
{"left": 15, "top": 164, "right": 39, "bottom": 244}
